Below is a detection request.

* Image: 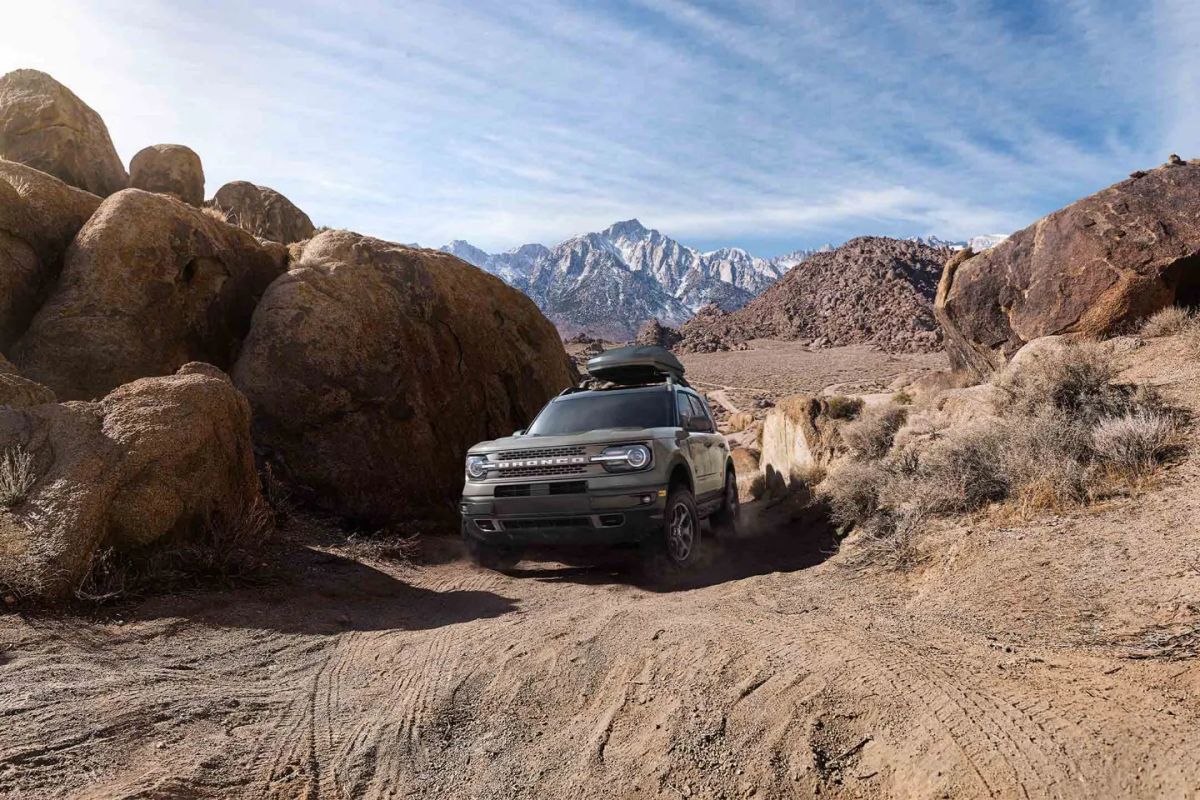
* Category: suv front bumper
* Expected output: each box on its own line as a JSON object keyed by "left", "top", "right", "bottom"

{"left": 460, "top": 480, "right": 668, "bottom": 547}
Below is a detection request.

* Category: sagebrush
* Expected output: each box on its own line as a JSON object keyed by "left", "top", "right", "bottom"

{"left": 75, "top": 498, "right": 274, "bottom": 603}
{"left": 1140, "top": 306, "right": 1196, "bottom": 338}
{"left": 0, "top": 446, "right": 35, "bottom": 508}
{"left": 821, "top": 340, "right": 1186, "bottom": 566}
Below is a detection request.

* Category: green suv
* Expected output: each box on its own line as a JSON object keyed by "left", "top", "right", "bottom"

{"left": 460, "top": 345, "right": 738, "bottom": 575}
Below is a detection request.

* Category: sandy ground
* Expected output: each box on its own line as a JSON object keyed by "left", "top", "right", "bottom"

{"left": 679, "top": 340, "right": 947, "bottom": 411}
{"left": 2, "top": 339, "right": 1199, "bottom": 799}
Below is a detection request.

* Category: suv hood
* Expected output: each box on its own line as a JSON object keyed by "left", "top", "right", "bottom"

{"left": 469, "top": 427, "right": 674, "bottom": 454}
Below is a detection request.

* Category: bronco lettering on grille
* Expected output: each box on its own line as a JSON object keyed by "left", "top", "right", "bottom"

{"left": 496, "top": 456, "right": 588, "bottom": 469}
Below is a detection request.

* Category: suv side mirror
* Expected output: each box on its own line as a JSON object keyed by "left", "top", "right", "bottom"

{"left": 512, "top": 429, "right": 525, "bottom": 437}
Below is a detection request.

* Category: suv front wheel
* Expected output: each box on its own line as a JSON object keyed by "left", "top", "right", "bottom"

{"left": 711, "top": 467, "right": 739, "bottom": 537}
{"left": 462, "top": 521, "right": 523, "bottom": 572}
{"left": 642, "top": 486, "right": 702, "bottom": 582}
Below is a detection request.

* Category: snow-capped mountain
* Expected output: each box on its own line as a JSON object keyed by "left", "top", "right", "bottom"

{"left": 440, "top": 221, "right": 1007, "bottom": 340}
{"left": 968, "top": 233, "right": 1008, "bottom": 251}
{"left": 441, "top": 219, "right": 790, "bottom": 339}
{"left": 770, "top": 245, "right": 834, "bottom": 271}
{"left": 909, "top": 234, "right": 1008, "bottom": 252}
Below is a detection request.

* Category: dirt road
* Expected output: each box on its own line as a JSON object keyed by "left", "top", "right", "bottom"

{"left": 3, "top": 337, "right": 1199, "bottom": 799}
{"left": 2, "top": 484, "right": 1198, "bottom": 799}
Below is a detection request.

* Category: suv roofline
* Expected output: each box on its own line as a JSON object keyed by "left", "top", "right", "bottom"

{"left": 560, "top": 374, "right": 691, "bottom": 397}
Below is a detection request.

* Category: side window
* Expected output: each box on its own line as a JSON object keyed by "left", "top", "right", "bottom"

{"left": 687, "top": 394, "right": 715, "bottom": 433}
{"left": 675, "top": 392, "right": 693, "bottom": 428}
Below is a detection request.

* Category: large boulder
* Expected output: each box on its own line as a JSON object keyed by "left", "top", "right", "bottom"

{"left": 0, "top": 363, "right": 262, "bottom": 600}
{"left": 0, "top": 160, "right": 101, "bottom": 351}
{"left": 129, "top": 144, "right": 204, "bottom": 206}
{"left": 209, "top": 181, "right": 315, "bottom": 244}
{"left": 232, "top": 231, "right": 575, "bottom": 522}
{"left": 759, "top": 396, "right": 844, "bottom": 493}
{"left": 0, "top": 69, "right": 127, "bottom": 196}
{"left": 936, "top": 159, "right": 1200, "bottom": 379}
{"left": 14, "top": 189, "right": 285, "bottom": 400}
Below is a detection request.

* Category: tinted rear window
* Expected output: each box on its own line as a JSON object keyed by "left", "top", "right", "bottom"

{"left": 527, "top": 391, "right": 674, "bottom": 435}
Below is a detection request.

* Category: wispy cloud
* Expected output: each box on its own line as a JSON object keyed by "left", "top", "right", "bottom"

{"left": 0, "top": 0, "right": 1189, "bottom": 254}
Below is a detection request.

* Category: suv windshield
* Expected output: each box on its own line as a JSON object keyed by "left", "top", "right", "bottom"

{"left": 527, "top": 390, "right": 674, "bottom": 435}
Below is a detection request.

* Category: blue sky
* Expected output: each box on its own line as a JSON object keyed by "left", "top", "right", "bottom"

{"left": 2, "top": 0, "right": 1195, "bottom": 256}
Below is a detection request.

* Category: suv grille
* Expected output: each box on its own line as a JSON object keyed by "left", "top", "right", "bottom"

{"left": 494, "top": 481, "right": 587, "bottom": 498}
{"left": 496, "top": 445, "right": 586, "bottom": 460}
{"left": 503, "top": 517, "right": 590, "bottom": 530}
{"left": 499, "top": 464, "right": 586, "bottom": 478}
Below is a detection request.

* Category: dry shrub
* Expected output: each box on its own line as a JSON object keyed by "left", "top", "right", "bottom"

{"left": 75, "top": 498, "right": 274, "bottom": 603}
{"left": 849, "top": 507, "right": 925, "bottom": 569}
{"left": 893, "top": 390, "right": 914, "bottom": 406}
{"left": 826, "top": 339, "right": 1186, "bottom": 564}
{"left": 842, "top": 405, "right": 907, "bottom": 461}
{"left": 1185, "top": 323, "right": 1200, "bottom": 358}
{"left": 342, "top": 530, "right": 420, "bottom": 564}
{"left": 825, "top": 395, "right": 864, "bottom": 420}
{"left": 1140, "top": 306, "right": 1195, "bottom": 337}
{"left": 1092, "top": 410, "right": 1181, "bottom": 479}
{"left": 915, "top": 422, "right": 1010, "bottom": 513}
{"left": 820, "top": 461, "right": 886, "bottom": 529}
{"left": 993, "top": 342, "right": 1129, "bottom": 423}
{"left": 0, "top": 446, "right": 35, "bottom": 508}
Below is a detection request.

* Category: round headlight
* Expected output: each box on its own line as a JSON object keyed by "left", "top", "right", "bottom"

{"left": 625, "top": 445, "right": 651, "bottom": 469}
{"left": 466, "top": 455, "right": 489, "bottom": 479}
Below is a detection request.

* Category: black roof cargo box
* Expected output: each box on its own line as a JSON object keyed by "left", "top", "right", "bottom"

{"left": 585, "top": 345, "right": 687, "bottom": 386}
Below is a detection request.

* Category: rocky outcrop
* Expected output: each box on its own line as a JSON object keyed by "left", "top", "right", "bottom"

{"left": 14, "top": 189, "right": 284, "bottom": 400}
{"left": 633, "top": 318, "right": 682, "bottom": 349}
{"left": 730, "top": 447, "right": 761, "bottom": 502}
{"left": 936, "top": 159, "right": 1200, "bottom": 379}
{"left": 0, "top": 355, "right": 53, "bottom": 408}
{"left": 759, "top": 396, "right": 845, "bottom": 493}
{"left": 129, "top": 144, "right": 204, "bottom": 206}
{"left": 209, "top": 181, "right": 315, "bottom": 244}
{"left": 678, "top": 237, "right": 951, "bottom": 353}
{"left": 0, "top": 160, "right": 101, "bottom": 350}
{"left": 0, "top": 363, "right": 261, "bottom": 600}
{"left": 232, "top": 231, "right": 574, "bottom": 522}
{"left": 0, "top": 69, "right": 127, "bottom": 196}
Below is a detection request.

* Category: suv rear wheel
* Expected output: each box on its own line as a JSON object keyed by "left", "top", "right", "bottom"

{"left": 462, "top": 521, "right": 523, "bottom": 571}
{"left": 642, "top": 486, "right": 702, "bottom": 582}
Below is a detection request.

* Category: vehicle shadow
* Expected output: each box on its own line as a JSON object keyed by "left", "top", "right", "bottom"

{"left": 124, "top": 544, "right": 518, "bottom": 635}
{"left": 504, "top": 494, "right": 839, "bottom": 591}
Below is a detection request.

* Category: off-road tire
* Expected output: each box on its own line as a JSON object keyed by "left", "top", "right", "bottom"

{"left": 711, "top": 467, "right": 739, "bottom": 538}
{"left": 641, "top": 487, "right": 702, "bottom": 585}
{"left": 462, "top": 521, "right": 522, "bottom": 571}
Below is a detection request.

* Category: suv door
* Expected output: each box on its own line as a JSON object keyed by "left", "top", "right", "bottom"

{"left": 686, "top": 393, "right": 724, "bottom": 497}
{"left": 675, "top": 391, "right": 708, "bottom": 491}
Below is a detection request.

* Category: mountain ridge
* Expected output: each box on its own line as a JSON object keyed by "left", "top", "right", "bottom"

{"left": 441, "top": 222, "right": 1006, "bottom": 340}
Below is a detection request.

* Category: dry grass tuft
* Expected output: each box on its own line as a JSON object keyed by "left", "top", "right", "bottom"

{"left": 1140, "top": 306, "right": 1196, "bottom": 338}
{"left": 342, "top": 530, "right": 421, "bottom": 564}
{"left": 0, "top": 446, "right": 35, "bottom": 508}
{"left": 200, "top": 204, "right": 231, "bottom": 224}
{"left": 1092, "top": 410, "right": 1182, "bottom": 479}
